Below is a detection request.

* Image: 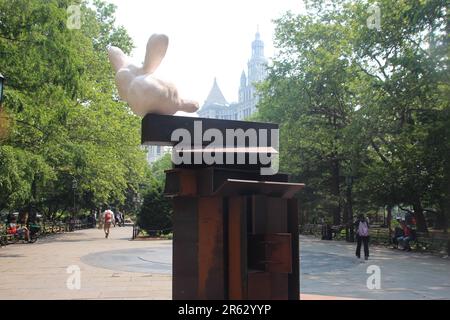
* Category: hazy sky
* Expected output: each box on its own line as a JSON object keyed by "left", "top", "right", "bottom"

{"left": 106, "top": 0, "right": 305, "bottom": 106}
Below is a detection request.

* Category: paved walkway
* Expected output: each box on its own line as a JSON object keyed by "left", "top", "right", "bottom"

{"left": 0, "top": 226, "right": 171, "bottom": 299}
{"left": 1, "top": 228, "right": 450, "bottom": 299}
{"left": 300, "top": 235, "right": 450, "bottom": 300}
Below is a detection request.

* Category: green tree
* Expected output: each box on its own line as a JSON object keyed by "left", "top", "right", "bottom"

{"left": 257, "top": 0, "right": 449, "bottom": 232}
{"left": 137, "top": 153, "right": 173, "bottom": 235}
{"left": 0, "top": 0, "right": 149, "bottom": 220}
{"left": 258, "top": 4, "right": 359, "bottom": 225}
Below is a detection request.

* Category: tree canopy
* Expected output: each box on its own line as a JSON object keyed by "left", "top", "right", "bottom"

{"left": 0, "top": 0, "right": 150, "bottom": 219}
{"left": 257, "top": 0, "right": 449, "bottom": 232}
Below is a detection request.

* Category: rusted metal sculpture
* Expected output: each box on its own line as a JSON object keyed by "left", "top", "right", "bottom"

{"left": 142, "top": 114, "right": 304, "bottom": 300}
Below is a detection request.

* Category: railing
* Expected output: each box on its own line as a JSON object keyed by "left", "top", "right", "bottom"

{"left": 368, "top": 228, "right": 391, "bottom": 245}
{"left": 300, "top": 223, "right": 348, "bottom": 240}
{"left": 131, "top": 225, "right": 174, "bottom": 240}
{"left": 132, "top": 224, "right": 140, "bottom": 240}
{"left": 300, "top": 223, "right": 450, "bottom": 254}
{"left": 299, "top": 224, "right": 322, "bottom": 237}
{"left": 1, "top": 219, "right": 95, "bottom": 246}
{"left": 414, "top": 232, "right": 450, "bottom": 254}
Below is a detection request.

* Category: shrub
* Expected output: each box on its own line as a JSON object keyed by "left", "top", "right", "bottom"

{"left": 137, "top": 183, "right": 172, "bottom": 235}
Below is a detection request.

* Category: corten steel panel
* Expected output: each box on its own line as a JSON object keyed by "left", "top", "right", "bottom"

{"left": 167, "top": 167, "right": 290, "bottom": 197}
{"left": 267, "top": 197, "right": 288, "bottom": 233}
{"left": 198, "top": 197, "right": 225, "bottom": 299}
{"left": 180, "top": 170, "right": 197, "bottom": 196}
{"left": 251, "top": 195, "right": 267, "bottom": 234}
{"left": 248, "top": 234, "right": 266, "bottom": 271}
{"left": 248, "top": 272, "right": 288, "bottom": 300}
{"left": 141, "top": 113, "right": 278, "bottom": 146}
{"left": 197, "top": 168, "right": 215, "bottom": 196}
{"left": 265, "top": 233, "right": 292, "bottom": 274}
{"left": 265, "top": 197, "right": 290, "bottom": 300}
{"left": 197, "top": 168, "right": 289, "bottom": 196}
{"left": 228, "top": 196, "right": 248, "bottom": 300}
{"left": 248, "top": 234, "right": 292, "bottom": 274}
{"left": 270, "top": 273, "right": 289, "bottom": 300}
{"left": 211, "top": 169, "right": 288, "bottom": 193}
{"left": 247, "top": 271, "right": 271, "bottom": 300}
{"left": 213, "top": 179, "right": 305, "bottom": 198}
{"left": 172, "top": 197, "right": 199, "bottom": 300}
{"left": 164, "top": 169, "right": 197, "bottom": 197}
{"left": 164, "top": 170, "right": 180, "bottom": 196}
{"left": 288, "top": 199, "right": 300, "bottom": 300}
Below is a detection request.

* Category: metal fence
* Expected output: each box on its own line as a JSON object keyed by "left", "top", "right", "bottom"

{"left": 1, "top": 220, "right": 95, "bottom": 246}
{"left": 300, "top": 223, "right": 450, "bottom": 254}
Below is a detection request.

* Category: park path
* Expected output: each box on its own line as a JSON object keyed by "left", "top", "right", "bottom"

{"left": 2, "top": 227, "right": 450, "bottom": 300}
{"left": 0, "top": 226, "right": 171, "bottom": 300}
{"left": 300, "top": 235, "right": 450, "bottom": 300}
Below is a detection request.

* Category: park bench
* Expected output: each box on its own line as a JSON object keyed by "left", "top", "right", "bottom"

{"left": 369, "top": 228, "right": 390, "bottom": 245}
{"left": 414, "top": 232, "right": 450, "bottom": 254}
{"left": 0, "top": 223, "right": 31, "bottom": 245}
{"left": 300, "top": 224, "right": 321, "bottom": 236}
{"left": 0, "top": 226, "right": 13, "bottom": 246}
{"left": 0, "top": 232, "right": 15, "bottom": 246}
{"left": 330, "top": 225, "right": 347, "bottom": 240}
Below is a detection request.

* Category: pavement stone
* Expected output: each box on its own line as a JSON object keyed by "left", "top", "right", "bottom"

{"left": 2, "top": 227, "right": 450, "bottom": 300}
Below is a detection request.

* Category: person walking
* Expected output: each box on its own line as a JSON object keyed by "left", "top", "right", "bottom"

{"left": 114, "top": 211, "right": 123, "bottom": 227}
{"left": 355, "top": 214, "right": 370, "bottom": 260}
{"left": 102, "top": 208, "right": 115, "bottom": 238}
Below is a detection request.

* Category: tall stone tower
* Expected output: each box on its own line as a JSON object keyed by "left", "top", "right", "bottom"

{"left": 238, "top": 27, "right": 268, "bottom": 118}
{"left": 248, "top": 27, "right": 267, "bottom": 84}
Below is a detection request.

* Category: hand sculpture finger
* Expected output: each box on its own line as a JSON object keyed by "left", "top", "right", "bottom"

{"left": 108, "top": 46, "right": 128, "bottom": 73}
{"left": 179, "top": 99, "right": 200, "bottom": 113}
{"left": 108, "top": 33, "right": 199, "bottom": 117}
{"left": 143, "top": 34, "right": 169, "bottom": 75}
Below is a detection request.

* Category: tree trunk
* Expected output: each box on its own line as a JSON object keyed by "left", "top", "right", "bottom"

{"left": 413, "top": 200, "right": 428, "bottom": 233}
{"left": 442, "top": 157, "right": 450, "bottom": 233}
{"left": 344, "top": 179, "right": 353, "bottom": 242}
{"left": 344, "top": 203, "right": 349, "bottom": 241}
{"left": 331, "top": 159, "right": 341, "bottom": 225}
{"left": 438, "top": 200, "right": 448, "bottom": 234}
{"left": 387, "top": 205, "right": 392, "bottom": 244}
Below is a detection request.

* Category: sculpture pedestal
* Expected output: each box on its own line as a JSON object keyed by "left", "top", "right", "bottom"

{"left": 141, "top": 114, "right": 304, "bottom": 300}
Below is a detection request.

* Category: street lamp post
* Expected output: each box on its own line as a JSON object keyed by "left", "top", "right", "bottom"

{"left": 133, "top": 194, "right": 141, "bottom": 211}
{"left": 0, "top": 73, "right": 5, "bottom": 107}
{"left": 72, "top": 178, "right": 78, "bottom": 214}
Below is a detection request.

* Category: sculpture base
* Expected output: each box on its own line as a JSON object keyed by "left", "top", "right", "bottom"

{"left": 165, "top": 167, "right": 303, "bottom": 300}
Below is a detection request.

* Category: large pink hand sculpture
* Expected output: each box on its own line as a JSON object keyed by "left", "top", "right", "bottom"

{"left": 108, "top": 34, "right": 199, "bottom": 116}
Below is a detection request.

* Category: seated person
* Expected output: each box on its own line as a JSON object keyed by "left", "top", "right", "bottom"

{"left": 392, "top": 225, "right": 404, "bottom": 248}
{"left": 397, "top": 220, "right": 413, "bottom": 251}
{"left": 28, "top": 217, "right": 41, "bottom": 236}
{"left": 7, "top": 217, "right": 30, "bottom": 242}
{"left": 6, "top": 221, "right": 17, "bottom": 235}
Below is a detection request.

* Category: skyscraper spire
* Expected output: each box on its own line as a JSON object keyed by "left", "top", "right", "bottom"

{"left": 251, "top": 26, "right": 264, "bottom": 58}
{"left": 240, "top": 70, "right": 247, "bottom": 87}
{"left": 248, "top": 27, "right": 267, "bottom": 84}
{"left": 198, "top": 30, "right": 268, "bottom": 121}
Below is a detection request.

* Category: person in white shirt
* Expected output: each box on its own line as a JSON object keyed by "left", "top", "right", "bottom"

{"left": 102, "top": 208, "right": 115, "bottom": 238}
